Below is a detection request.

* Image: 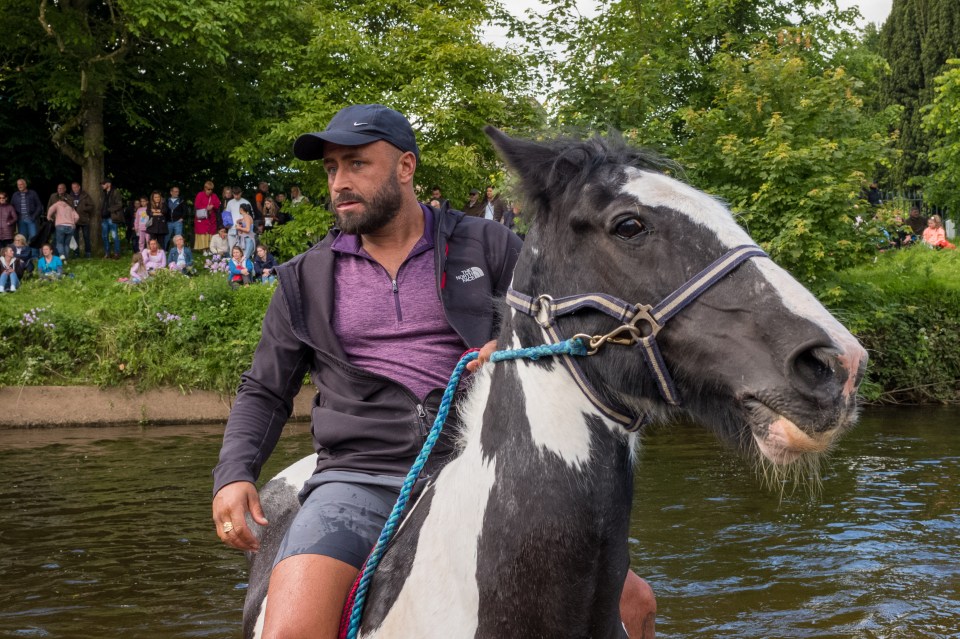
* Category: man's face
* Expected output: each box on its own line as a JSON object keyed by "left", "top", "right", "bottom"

{"left": 233, "top": 190, "right": 242, "bottom": 200}
{"left": 170, "top": 187, "right": 180, "bottom": 199}
{"left": 469, "top": 192, "right": 478, "bottom": 204}
{"left": 259, "top": 182, "right": 269, "bottom": 192}
{"left": 431, "top": 189, "right": 441, "bottom": 200}
{"left": 102, "top": 182, "right": 111, "bottom": 191}
{"left": 71, "top": 183, "right": 81, "bottom": 194}
{"left": 17, "top": 180, "right": 27, "bottom": 192}
{"left": 57, "top": 184, "right": 66, "bottom": 195}
{"left": 486, "top": 187, "right": 494, "bottom": 200}
{"left": 910, "top": 209, "right": 920, "bottom": 218}
{"left": 323, "top": 141, "right": 405, "bottom": 235}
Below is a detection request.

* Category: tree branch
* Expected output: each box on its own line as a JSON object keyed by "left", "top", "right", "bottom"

{"left": 51, "top": 113, "right": 84, "bottom": 166}
{"left": 88, "top": 0, "right": 129, "bottom": 64}
{"left": 38, "top": 0, "right": 66, "bottom": 53}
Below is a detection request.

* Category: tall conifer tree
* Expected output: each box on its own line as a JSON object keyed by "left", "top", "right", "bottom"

{"left": 880, "top": 0, "right": 960, "bottom": 187}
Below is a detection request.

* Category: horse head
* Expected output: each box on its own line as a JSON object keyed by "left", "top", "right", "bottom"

{"left": 487, "top": 127, "right": 867, "bottom": 477}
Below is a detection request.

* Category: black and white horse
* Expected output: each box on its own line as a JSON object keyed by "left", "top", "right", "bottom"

{"left": 242, "top": 129, "right": 867, "bottom": 638}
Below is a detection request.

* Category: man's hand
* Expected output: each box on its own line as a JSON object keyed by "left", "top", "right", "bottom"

{"left": 466, "top": 339, "right": 498, "bottom": 373}
{"left": 212, "top": 481, "right": 268, "bottom": 552}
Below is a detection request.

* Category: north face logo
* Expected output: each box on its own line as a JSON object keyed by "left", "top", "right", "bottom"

{"left": 455, "top": 267, "right": 485, "bottom": 283}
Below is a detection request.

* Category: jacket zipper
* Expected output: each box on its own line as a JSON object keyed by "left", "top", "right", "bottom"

{"left": 416, "top": 403, "right": 428, "bottom": 436}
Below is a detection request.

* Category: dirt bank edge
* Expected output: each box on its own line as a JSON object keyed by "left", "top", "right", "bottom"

{"left": 0, "top": 385, "right": 315, "bottom": 428}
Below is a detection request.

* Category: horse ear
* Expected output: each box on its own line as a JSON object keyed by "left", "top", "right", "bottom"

{"left": 485, "top": 126, "right": 568, "bottom": 202}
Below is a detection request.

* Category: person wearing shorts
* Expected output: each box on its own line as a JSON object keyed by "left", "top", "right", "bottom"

{"left": 212, "top": 104, "right": 522, "bottom": 638}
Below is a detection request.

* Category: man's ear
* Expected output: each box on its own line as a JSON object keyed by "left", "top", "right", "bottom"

{"left": 396, "top": 151, "right": 417, "bottom": 184}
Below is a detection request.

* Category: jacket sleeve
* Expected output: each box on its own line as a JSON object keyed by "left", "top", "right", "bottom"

{"left": 212, "top": 286, "right": 312, "bottom": 495}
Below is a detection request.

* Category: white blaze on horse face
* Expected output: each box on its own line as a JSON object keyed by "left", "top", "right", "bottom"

{"left": 622, "top": 169, "right": 864, "bottom": 399}
{"left": 622, "top": 169, "right": 755, "bottom": 249}
{"left": 364, "top": 368, "right": 497, "bottom": 638}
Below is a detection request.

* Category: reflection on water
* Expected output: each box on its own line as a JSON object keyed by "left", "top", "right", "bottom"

{"left": 0, "top": 409, "right": 957, "bottom": 638}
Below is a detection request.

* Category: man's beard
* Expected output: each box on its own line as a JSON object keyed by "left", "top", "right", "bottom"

{"left": 335, "top": 172, "right": 403, "bottom": 235}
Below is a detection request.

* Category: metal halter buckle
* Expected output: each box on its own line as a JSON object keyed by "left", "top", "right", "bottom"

{"left": 571, "top": 304, "right": 662, "bottom": 356}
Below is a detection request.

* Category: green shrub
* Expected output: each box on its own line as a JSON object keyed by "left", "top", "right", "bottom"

{"left": 0, "top": 261, "right": 275, "bottom": 393}
{"left": 260, "top": 203, "right": 334, "bottom": 262}
{"left": 819, "top": 246, "right": 960, "bottom": 403}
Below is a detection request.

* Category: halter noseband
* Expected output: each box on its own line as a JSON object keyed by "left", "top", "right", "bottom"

{"left": 506, "top": 244, "right": 768, "bottom": 431}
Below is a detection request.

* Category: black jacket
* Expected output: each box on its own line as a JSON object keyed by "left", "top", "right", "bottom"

{"left": 212, "top": 205, "right": 523, "bottom": 495}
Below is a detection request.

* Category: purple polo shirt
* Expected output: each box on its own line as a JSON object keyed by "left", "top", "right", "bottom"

{"left": 331, "top": 206, "right": 464, "bottom": 400}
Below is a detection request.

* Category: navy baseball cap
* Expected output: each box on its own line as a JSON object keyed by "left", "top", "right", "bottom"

{"left": 293, "top": 104, "right": 420, "bottom": 161}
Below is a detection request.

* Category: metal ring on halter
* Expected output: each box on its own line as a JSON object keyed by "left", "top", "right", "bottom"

{"left": 628, "top": 304, "right": 662, "bottom": 338}
{"left": 534, "top": 294, "right": 555, "bottom": 328}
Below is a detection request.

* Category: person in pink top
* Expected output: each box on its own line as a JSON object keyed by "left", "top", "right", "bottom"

{"left": 129, "top": 251, "right": 149, "bottom": 283}
{"left": 194, "top": 180, "right": 221, "bottom": 252}
{"left": 47, "top": 197, "right": 80, "bottom": 260}
{"left": 134, "top": 196, "right": 150, "bottom": 253}
{"left": 922, "top": 215, "right": 948, "bottom": 248}
{"left": 141, "top": 238, "right": 167, "bottom": 271}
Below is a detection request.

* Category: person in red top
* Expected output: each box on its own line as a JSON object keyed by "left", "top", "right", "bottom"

{"left": 193, "top": 180, "right": 221, "bottom": 252}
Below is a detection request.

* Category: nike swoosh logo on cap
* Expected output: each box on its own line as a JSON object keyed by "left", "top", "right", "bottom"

{"left": 353, "top": 122, "right": 368, "bottom": 126}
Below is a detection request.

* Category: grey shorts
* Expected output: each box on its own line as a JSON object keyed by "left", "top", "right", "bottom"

{"left": 272, "top": 479, "right": 400, "bottom": 570}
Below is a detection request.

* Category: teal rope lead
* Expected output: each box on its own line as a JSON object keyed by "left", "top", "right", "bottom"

{"left": 345, "top": 337, "right": 588, "bottom": 638}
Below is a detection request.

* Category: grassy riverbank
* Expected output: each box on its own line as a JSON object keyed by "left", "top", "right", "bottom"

{"left": 819, "top": 247, "right": 960, "bottom": 404}
{"left": 0, "top": 260, "right": 273, "bottom": 392}
{"left": 1, "top": 249, "right": 958, "bottom": 403}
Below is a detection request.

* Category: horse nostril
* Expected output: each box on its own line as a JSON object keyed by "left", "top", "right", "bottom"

{"left": 790, "top": 346, "right": 844, "bottom": 395}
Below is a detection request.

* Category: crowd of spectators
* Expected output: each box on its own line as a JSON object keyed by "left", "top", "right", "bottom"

{"left": 0, "top": 177, "right": 302, "bottom": 293}
{"left": 0, "top": 176, "right": 521, "bottom": 294}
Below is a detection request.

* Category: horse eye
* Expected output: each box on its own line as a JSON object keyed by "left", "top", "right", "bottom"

{"left": 614, "top": 218, "right": 646, "bottom": 240}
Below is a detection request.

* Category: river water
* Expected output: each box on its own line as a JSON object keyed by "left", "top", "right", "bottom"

{"left": 0, "top": 408, "right": 957, "bottom": 638}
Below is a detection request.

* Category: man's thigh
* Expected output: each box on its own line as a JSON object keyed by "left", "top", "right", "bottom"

{"left": 263, "top": 481, "right": 398, "bottom": 639}
{"left": 272, "top": 481, "right": 397, "bottom": 571}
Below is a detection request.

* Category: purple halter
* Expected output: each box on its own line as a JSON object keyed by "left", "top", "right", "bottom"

{"left": 506, "top": 244, "right": 768, "bottom": 431}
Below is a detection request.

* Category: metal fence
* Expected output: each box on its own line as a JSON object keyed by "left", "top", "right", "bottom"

{"left": 877, "top": 189, "right": 955, "bottom": 239}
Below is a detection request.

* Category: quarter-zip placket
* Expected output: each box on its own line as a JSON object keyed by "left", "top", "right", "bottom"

{"left": 392, "top": 278, "right": 402, "bottom": 322}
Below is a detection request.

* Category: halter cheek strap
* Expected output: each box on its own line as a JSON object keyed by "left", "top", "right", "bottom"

{"left": 506, "top": 244, "right": 768, "bottom": 431}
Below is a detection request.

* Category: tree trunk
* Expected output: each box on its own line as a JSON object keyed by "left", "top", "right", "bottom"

{"left": 82, "top": 90, "right": 106, "bottom": 256}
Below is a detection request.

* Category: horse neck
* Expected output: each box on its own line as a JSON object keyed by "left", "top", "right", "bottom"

{"left": 451, "top": 319, "right": 637, "bottom": 632}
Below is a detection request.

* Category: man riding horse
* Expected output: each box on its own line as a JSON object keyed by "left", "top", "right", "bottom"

{"left": 211, "top": 104, "right": 657, "bottom": 638}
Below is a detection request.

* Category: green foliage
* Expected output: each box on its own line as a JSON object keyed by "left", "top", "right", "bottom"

{"left": 820, "top": 247, "right": 960, "bottom": 403}
{"left": 677, "top": 34, "right": 900, "bottom": 283}
{"left": 260, "top": 203, "right": 335, "bottom": 262}
{"left": 879, "top": 0, "right": 960, "bottom": 187}
{"left": 232, "top": 0, "right": 544, "bottom": 204}
{"left": 528, "top": 0, "right": 862, "bottom": 146}
{"left": 0, "top": 261, "right": 274, "bottom": 393}
{"left": 921, "top": 59, "right": 960, "bottom": 220}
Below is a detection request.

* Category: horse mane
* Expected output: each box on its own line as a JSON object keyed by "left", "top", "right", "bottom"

{"left": 487, "top": 128, "right": 680, "bottom": 225}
